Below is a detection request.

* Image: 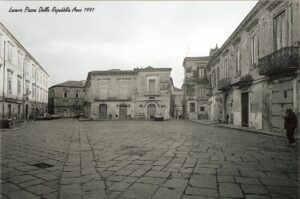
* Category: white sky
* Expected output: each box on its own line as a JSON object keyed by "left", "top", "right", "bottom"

{"left": 0, "top": 1, "right": 257, "bottom": 88}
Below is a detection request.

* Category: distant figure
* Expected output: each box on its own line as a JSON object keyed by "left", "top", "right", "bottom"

{"left": 284, "top": 109, "right": 297, "bottom": 146}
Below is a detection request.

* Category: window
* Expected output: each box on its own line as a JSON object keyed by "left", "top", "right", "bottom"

{"left": 99, "top": 80, "right": 108, "bottom": 99}
{"left": 189, "top": 102, "right": 196, "bottom": 113}
{"left": 36, "top": 86, "right": 39, "bottom": 99}
{"left": 186, "top": 84, "right": 195, "bottom": 96}
{"left": 7, "top": 70, "right": 13, "bottom": 94}
{"left": 148, "top": 79, "right": 156, "bottom": 94}
{"left": 63, "top": 92, "right": 68, "bottom": 98}
{"left": 212, "top": 70, "right": 216, "bottom": 87}
{"left": 236, "top": 50, "right": 241, "bottom": 72}
{"left": 198, "top": 87, "right": 206, "bottom": 98}
{"left": 8, "top": 104, "right": 12, "bottom": 119}
{"left": 7, "top": 42, "right": 13, "bottom": 62}
{"left": 224, "top": 59, "right": 229, "bottom": 77}
{"left": 217, "top": 67, "right": 220, "bottom": 81}
{"left": 250, "top": 35, "right": 259, "bottom": 66}
{"left": 199, "top": 68, "right": 205, "bottom": 78}
{"left": 25, "top": 80, "right": 29, "bottom": 95}
{"left": 32, "top": 66, "right": 35, "bottom": 78}
{"left": 200, "top": 106, "right": 205, "bottom": 112}
{"left": 36, "top": 70, "right": 39, "bottom": 82}
{"left": 120, "top": 84, "right": 128, "bottom": 99}
{"left": 32, "top": 84, "right": 35, "bottom": 98}
{"left": 75, "top": 92, "right": 79, "bottom": 98}
{"left": 17, "top": 51, "right": 23, "bottom": 69}
{"left": 274, "top": 10, "right": 288, "bottom": 50}
{"left": 17, "top": 76, "right": 21, "bottom": 95}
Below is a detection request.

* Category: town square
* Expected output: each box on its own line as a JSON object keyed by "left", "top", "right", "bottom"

{"left": 1, "top": 119, "right": 299, "bottom": 199}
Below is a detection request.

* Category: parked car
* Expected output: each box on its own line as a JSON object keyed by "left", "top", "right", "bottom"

{"left": 51, "top": 115, "right": 60, "bottom": 119}
{"left": 154, "top": 113, "right": 164, "bottom": 121}
{"left": 0, "top": 119, "right": 13, "bottom": 129}
{"left": 36, "top": 114, "right": 53, "bottom": 120}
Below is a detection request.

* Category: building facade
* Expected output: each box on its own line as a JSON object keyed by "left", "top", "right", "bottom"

{"left": 48, "top": 81, "right": 85, "bottom": 117}
{"left": 207, "top": 0, "right": 300, "bottom": 133}
{"left": 0, "top": 23, "right": 49, "bottom": 120}
{"left": 182, "top": 56, "right": 210, "bottom": 120}
{"left": 84, "top": 67, "right": 172, "bottom": 120}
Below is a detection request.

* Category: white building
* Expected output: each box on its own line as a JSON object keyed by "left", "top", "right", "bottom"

{"left": 0, "top": 23, "right": 49, "bottom": 120}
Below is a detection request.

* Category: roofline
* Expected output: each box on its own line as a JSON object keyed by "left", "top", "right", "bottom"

{"left": 49, "top": 80, "right": 85, "bottom": 89}
{"left": 0, "top": 23, "right": 49, "bottom": 77}
{"left": 183, "top": 56, "right": 210, "bottom": 67}
{"left": 49, "top": 85, "right": 84, "bottom": 90}
{"left": 134, "top": 67, "right": 172, "bottom": 72}
{"left": 207, "top": 1, "right": 268, "bottom": 68}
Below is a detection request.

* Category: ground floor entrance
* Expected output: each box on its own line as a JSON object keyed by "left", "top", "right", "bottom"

{"left": 147, "top": 104, "right": 157, "bottom": 119}
{"left": 119, "top": 105, "right": 127, "bottom": 119}
{"left": 99, "top": 104, "right": 107, "bottom": 120}
{"left": 241, "top": 92, "right": 249, "bottom": 127}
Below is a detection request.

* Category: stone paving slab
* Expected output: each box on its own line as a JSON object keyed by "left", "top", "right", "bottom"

{"left": 0, "top": 119, "right": 299, "bottom": 199}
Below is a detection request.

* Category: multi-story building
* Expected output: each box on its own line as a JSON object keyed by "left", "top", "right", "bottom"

{"left": 48, "top": 81, "right": 85, "bottom": 117}
{"left": 0, "top": 23, "right": 49, "bottom": 120}
{"left": 182, "top": 56, "right": 211, "bottom": 119}
{"left": 207, "top": 0, "right": 300, "bottom": 133}
{"left": 84, "top": 67, "right": 172, "bottom": 120}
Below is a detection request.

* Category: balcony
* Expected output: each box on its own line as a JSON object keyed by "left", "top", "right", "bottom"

{"left": 186, "top": 77, "right": 208, "bottom": 84}
{"left": 94, "top": 96, "right": 132, "bottom": 101}
{"left": 258, "top": 47, "right": 299, "bottom": 76}
{"left": 218, "top": 77, "right": 231, "bottom": 91}
{"left": 231, "top": 74, "right": 253, "bottom": 89}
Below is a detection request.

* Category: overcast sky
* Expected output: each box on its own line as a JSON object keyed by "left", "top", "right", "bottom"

{"left": 0, "top": 1, "right": 257, "bottom": 88}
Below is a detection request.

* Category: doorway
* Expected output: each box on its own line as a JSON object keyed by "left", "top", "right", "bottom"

{"left": 241, "top": 92, "right": 249, "bottom": 127}
{"left": 147, "top": 103, "right": 157, "bottom": 119}
{"left": 99, "top": 104, "right": 107, "bottom": 119}
{"left": 119, "top": 105, "right": 127, "bottom": 119}
{"left": 25, "top": 104, "right": 28, "bottom": 120}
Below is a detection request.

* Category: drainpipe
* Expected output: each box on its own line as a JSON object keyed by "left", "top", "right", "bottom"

{"left": 2, "top": 41, "right": 6, "bottom": 118}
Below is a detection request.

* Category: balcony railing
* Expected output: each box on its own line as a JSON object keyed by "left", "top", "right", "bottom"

{"left": 94, "top": 96, "right": 131, "bottom": 101}
{"left": 186, "top": 77, "right": 208, "bottom": 84}
{"left": 231, "top": 74, "right": 253, "bottom": 88}
{"left": 258, "top": 47, "right": 299, "bottom": 76}
{"left": 218, "top": 77, "right": 231, "bottom": 91}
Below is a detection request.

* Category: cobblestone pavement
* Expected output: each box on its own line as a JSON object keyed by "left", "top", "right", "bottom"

{"left": 0, "top": 119, "right": 299, "bottom": 199}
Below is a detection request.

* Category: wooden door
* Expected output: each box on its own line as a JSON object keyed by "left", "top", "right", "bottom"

{"left": 99, "top": 104, "right": 107, "bottom": 119}
{"left": 241, "top": 92, "right": 249, "bottom": 127}
{"left": 147, "top": 104, "right": 156, "bottom": 119}
{"left": 119, "top": 105, "right": 127, "bottom": 119}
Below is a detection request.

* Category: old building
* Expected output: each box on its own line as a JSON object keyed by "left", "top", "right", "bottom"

{"left": 48, "top": 81, "right": 85, "bottom": 117}
{"left": 182, "top": 56, "right": 211, "bottom": 120}
{"left": 0, "top": 23, "right": 49, "bottom": 120}
{"left": 84, "top": 67, "right": 172, "bottom": 120}
{"left": 207, "top": 0, "right": 300, "bottom": 133}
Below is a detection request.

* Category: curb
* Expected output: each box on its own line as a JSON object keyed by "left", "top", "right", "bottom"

{"left": 215, "top": 124, "right": 300, "bottom": 140}
{"left": 191, "top": 120, "right": 220, "bottom": 125}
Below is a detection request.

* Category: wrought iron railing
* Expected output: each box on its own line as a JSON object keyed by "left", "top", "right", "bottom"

{"left": 258, "top": 47, "right": 299, "bottom": 76}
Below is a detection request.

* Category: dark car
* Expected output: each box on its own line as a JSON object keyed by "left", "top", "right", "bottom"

{"left": 0, "top": 119, "right": 13, "bottom": 129}
{"left": 154, "top": 113, "right": 164, "bottom": 121}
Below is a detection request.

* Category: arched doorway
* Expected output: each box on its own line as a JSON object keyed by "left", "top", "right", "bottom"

{"left": 99, "top": 104, "right": 107, "bottom": 119}
{"left": 119, "top": 104, "right": 127, "bottom": 119}
{"left": 147, "top": 103, "right": 157, "bottom": 119}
